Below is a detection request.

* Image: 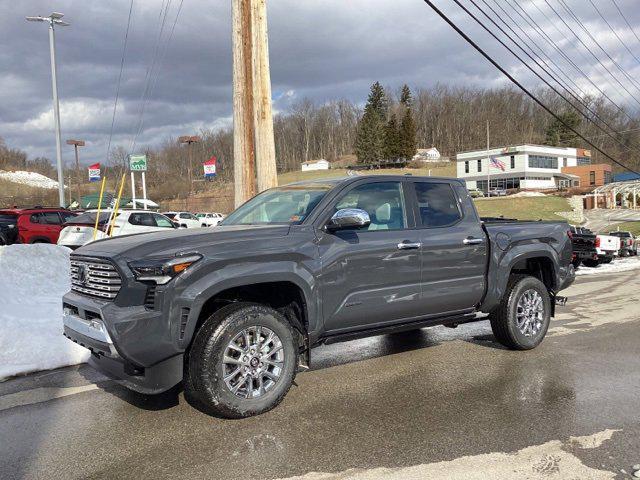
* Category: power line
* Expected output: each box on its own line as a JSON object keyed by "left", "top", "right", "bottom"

{"left": 420, "top": 0, "right": 639, "bottom": 175}
{"left": 557, "top": 0, "right": 640, "bottom": 92}
{"left": 611, "top": 0, "right": 640, "bottom": 49}
{"left": 129, "top": 0, "right": 185, "bottom": 154}
{"left": 130, "top": 0, "right": 173, "bottom": 153}
{"left": 587, "top": 0, "right": 640, "bottom": 71}
{"left": 498, "top": 0, "right": 635, "bottom": 123}
{"left": 463, "top": 0, "right": 640, "bottom": 156}
{"left": 106, "top": 0, "right": 135, "bottom": 163}
{"left": 540, "top": 0, "right": 640, "bottom": 109}
{"left": 481, "top": 0, "right": 596, "bottom": 112}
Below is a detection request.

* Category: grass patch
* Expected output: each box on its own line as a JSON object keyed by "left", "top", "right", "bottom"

{"left": 473, "top": 196, "right": 572, "bottom": 221}
{"left": 600, "top": 221, "right": 640, "bottom": 236}
{"left": 277, "top": 163, "right": 456, "bottom": 185}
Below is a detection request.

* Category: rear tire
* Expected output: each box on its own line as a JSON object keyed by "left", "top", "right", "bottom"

{"left": 582, "top": 259, "right": 600, "bottom": 267}
{"left": 185, "top": 302, "right": 298, "bottom": 418}
{"left": 489, "top": 275, "right": 551, "bottom": 350}
{"left": 571, "top": 258, "right": 581, "bottom": 268}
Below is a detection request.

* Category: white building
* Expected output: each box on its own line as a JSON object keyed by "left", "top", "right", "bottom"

{"left": 413, "top": 147, "right": 445, "bottom": 163}
{"left": 456, "top": 144, "right": 586, "bottom": 192}
{"left": 301, "top": 159, "right": 330, "bottom": 171}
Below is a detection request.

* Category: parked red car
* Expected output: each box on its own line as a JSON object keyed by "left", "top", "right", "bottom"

{"left": 0, "top": 207, "right": 77, "bottom": 244}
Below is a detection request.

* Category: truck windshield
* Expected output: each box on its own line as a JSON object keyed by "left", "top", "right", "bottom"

{"left": 222, "top": 184, "right": 333, "bottom": 225}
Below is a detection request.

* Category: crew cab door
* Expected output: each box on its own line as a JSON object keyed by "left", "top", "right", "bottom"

{"left": 409, "top": 180, "right": 487, "bottom": 314}
{"left": 317, "top": 180, "right": 425, "bottom": 333}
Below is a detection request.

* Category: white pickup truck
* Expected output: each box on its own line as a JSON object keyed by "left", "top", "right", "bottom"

{"left": 594, "top": 233, "right": 621, "bottom": 265}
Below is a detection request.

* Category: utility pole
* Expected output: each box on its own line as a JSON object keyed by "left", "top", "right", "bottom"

{"left": 66, "top": 139, "right": 85, "bottom": 204}
{"left": 26, "top": 12, "right": 69, "bottom": 208}
{"left": 252, "top": 0, "right": 277, "bottom": 192}
{"left": 232, "top": 0, "right": 257, "bottom": 207}
{"left": 178, "top": 135, "right": 201, "bottom": 193}
{"left": 232, "top": 0, "right": 277, "bottom": 206}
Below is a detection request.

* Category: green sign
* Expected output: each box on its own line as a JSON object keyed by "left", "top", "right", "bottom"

{"left": 129, "top": 154, "right": 147, "bottom": 172}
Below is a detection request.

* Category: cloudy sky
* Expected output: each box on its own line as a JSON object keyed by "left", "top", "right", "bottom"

{"left": 1, "top": 0, "right": 640, "bottom": 167}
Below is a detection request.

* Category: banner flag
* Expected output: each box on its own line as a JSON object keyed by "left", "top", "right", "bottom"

{"left": 203, "top": 156, "right": 217, "bottom": 178}
{"left": 88, "top": 163, "right": 101, "bottom": 182}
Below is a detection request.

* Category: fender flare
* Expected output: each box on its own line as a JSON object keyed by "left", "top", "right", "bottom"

{"left": 482, "top": 244, "right": 559, "bottom": 313}
{"left": 176, "top": 262, "right": 317, "bottom": 347}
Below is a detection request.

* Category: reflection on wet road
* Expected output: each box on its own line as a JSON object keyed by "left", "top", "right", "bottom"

{"left": 0, "top": 270, "right": 638, "bottom": 479}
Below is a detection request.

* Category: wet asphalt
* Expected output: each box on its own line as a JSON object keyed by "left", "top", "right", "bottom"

{"left": 0, "top": 268, "right": 639, "bottom": 479}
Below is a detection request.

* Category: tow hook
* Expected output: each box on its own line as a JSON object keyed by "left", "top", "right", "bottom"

{"left": 555, "top": 296, "right": 568, "bottom": 306}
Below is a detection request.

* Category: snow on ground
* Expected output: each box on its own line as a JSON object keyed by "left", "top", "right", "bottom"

{"left": 576, "top": 256, "right": 640, "bottom": 276}
{"left": 0, "top": 244, "right": 88, "bottom": 381}
{"left": 511, "top": 191, "right": 547, "bottom": 197}
{"left": 0, "top": 170, "right": 64, "bottom": 190}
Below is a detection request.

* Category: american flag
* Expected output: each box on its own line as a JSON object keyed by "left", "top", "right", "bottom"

{"left": 489, "top": 156, "right": 506, "bottom": 171}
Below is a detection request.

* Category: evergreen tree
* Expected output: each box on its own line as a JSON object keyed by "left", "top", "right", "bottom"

{"left": 383, "top": 114, "right": 401, "bottom": 160}
{"left": 355, "top": 82, "right": 387, "bottom": 164}
{"left": 399, "top": 85, "right": 417, "bottom": 160}
{"left": 400, "top": 84, "right": 412, "bottom": 107}
{"left": 545, "top": 111, "right": 581, "bottom": 146}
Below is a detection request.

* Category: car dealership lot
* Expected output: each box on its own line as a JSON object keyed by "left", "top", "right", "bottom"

{"left": 1, "top": 269, "right": 639, "bottom": 480}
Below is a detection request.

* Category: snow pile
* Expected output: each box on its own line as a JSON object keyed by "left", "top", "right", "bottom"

{"left": 511, "top": 191, "right": 547, "bottom": 197}
{"left": 0, "top": 170, "right": 64, "bottom": 190}
{"left": 0, "top": 244, "right": 88, "bottom": 381}
{"left": 576, "top": 256, "right": 640, "bottom": 276}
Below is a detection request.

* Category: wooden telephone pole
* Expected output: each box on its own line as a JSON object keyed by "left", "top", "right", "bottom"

{"left": 232, "top": 0, "right": 277, "bottom": 207}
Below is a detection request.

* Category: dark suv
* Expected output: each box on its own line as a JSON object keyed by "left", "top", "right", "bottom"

{"left": 0, "top": 207, "right": 77, "bottom": 244}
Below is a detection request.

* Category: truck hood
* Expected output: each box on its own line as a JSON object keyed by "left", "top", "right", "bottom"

{"left": 75, "top": 224, "right": 291, "bottom": 259}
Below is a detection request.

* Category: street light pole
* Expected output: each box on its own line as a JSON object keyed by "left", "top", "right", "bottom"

{"left": 26, "top": 12, "right": 69, "bottom": 207}
{"left": 178, "top": 135, "right": 201, "bottom": 194}
{"left": 66, "top": 139, "right": 85, "bottom": 205}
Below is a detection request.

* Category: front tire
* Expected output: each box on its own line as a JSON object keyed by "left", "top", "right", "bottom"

{"left": 185, "top": 302, "right": 298, "bottom": 418}
{"left": 489, "top": 275, "right": 551, "bottom": 350}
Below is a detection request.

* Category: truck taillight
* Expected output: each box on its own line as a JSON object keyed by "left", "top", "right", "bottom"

{"left": 595, "top": 237, "right": 600, "bottom": 248}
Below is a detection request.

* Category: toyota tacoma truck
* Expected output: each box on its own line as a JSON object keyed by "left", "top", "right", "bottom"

{"left": 62, "top": 176, "right": 575, "bottom": 418}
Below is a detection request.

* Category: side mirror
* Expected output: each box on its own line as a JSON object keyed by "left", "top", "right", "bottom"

{"left": 326, "top": 208, "right": 370, "bottom": 231}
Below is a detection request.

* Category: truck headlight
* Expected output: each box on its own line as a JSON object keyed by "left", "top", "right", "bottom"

{"left": 128, "top": 254, "right": 202, "bottom": 285}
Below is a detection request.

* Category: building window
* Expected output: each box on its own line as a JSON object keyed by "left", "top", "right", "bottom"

{"left": 464, "top": 161, "right": 469, "bottom": 174}
{"left": 589, "top": 171, "right": 596, "bottom": 185}
{"left": 528, "top": 155, "right": 558, "bottom": 169}
{"left": 577, "top": 156, "right": 591, "bottom": 166}
{"left": 477, "top": 159, "right": 482, "bottom": 172}
{"left": 604, "top": 171, "right": 612, "bottom": 184}
{"left": 563, "top": 157, "right": 568, "bottom": 167}
{"left": 510, "top": 155, "right": 515, "bottom": 169}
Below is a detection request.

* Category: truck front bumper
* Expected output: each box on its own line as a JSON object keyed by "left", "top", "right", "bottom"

{"left": 62, "top": 293, "right": 184, "bottom": 395}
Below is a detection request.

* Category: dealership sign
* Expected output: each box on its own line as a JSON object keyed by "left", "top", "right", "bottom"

{"left": 88, "top": 163, "right": 101, "bottom": 182}
{"left": 129, "top": 154, "right": 148, "bottom": 171}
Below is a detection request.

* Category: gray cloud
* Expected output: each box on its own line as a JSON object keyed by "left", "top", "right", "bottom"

{"left": 1, "top": 0, "right": 640, "bottom": 168}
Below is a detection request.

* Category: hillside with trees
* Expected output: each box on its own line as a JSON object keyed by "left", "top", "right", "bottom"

{"left": 3, "top": 83, "right": 640, "bottom": 208}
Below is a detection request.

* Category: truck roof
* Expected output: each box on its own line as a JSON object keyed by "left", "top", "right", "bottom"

{"left": 286, "top": 175, "right": 463, "bottom": 187}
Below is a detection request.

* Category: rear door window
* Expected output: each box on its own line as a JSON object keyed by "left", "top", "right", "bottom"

{"left": 414, "top": 182, "right": 462, "bottom": 228}
{"left": 129, "top": 213, "right": 156, "bottom": 227}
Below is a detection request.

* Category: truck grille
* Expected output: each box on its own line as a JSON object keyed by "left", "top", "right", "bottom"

{"left": 70, "top": 257, "right": 122, "bottom": 300}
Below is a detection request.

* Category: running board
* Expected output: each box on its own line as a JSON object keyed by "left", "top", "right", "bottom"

{"left": 320, "top": 312, "right": 479, "bottom": 345}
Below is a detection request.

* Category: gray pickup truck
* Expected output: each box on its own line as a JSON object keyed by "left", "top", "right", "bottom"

{"left": 62, "top": 175, "right": 575, "bottom": 418}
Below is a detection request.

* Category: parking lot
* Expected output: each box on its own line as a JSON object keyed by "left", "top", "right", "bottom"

{"left": 1, "top": 264, "right": 638, "bottom": 480}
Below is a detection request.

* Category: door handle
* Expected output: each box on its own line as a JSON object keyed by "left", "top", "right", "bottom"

{"left": 397, "top": 241, "right": 422, "bottom": 250}
{"left": 463, "top": 237, "right": 484, "bottom": 245}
